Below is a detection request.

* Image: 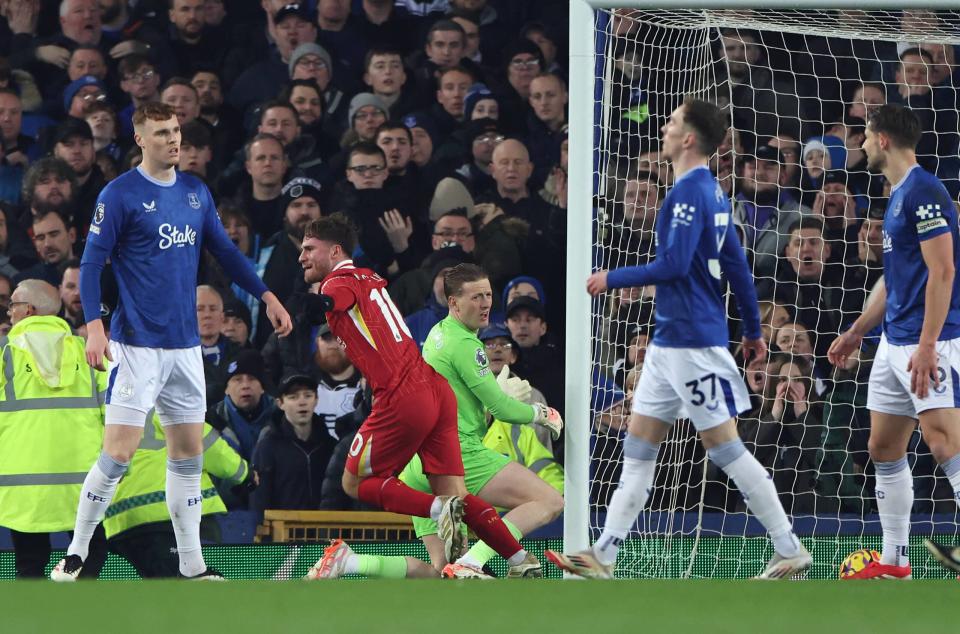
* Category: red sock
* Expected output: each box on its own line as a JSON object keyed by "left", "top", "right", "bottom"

{"left": 357, "top": 476, "right": 434, "bottom": 518}
{"left": 462, "top": 494, "right": 523, "bottom": 560}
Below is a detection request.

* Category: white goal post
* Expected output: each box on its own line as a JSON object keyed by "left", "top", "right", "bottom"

{"left": 565, "top": 0, "right": 960, "bottom": 578}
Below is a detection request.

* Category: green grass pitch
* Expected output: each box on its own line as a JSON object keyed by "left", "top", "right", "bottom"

{"left": 3, "top": 579, "right": 956, "bottom": 634}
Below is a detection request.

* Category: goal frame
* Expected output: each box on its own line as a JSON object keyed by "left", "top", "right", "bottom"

{"left": 564, "top": 0, "right": 960, "bottom": 558}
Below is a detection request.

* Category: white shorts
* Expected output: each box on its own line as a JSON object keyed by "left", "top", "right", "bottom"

{"left": 105, "top": 342, "right": 206, "bottom": 426}
{"left": 866, "top": 335, "right": 960, "bottom": 419}
{"left": 631, "top": 343, "right": 751, "bottom": 431}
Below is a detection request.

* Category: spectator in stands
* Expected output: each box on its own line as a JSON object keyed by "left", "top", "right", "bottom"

{"left": 758, "top": 217, "right": 842, "bottom": 344}
{"left": 376, "top": 121, "right": 434, "bottom": 224}
{"left": 256, "top": 100, "right": 329, "bottom": 186}
{"left": 235, "top": 133, "right": 288, "bottom": 239}
{"left": 450, "top": 117, "right": 502, "bottom": 194}
{"left": 66, "top": 46, "right": 107, "bottom": 82}
{"left": 497, "top": 39, "right": 544, "bottom": 134}
{"left": 190, "top": 69, "right": 241, "bottom": 171}
{"left": 52, "top": 118, "right": 104, "bottom": 231}
{"left": 330, "top": 142, "right": 420, "bottom": 276}
{"left": 178, "top": 120, "right": 214, "bottom": 181}
{"left": 847, "top": 81, "right": 886, "bottom": 121}
{"left": 221, "top": 298, "right": 252, "bottom": 347}
{"left": 342, "top": 92, "right": 389, "bottom": 148}
{"left": 17, "top": 158, "right": 76, "bottom": 230}
{"left": 611, "top": 322, "right": 650, "bottom": 390}
{"left": 62, "top": 75, "right": 107, "bottom": 119}
{"left": 354, "top": 1, "right": 419, "bottom": 57}
{"left": 767, "top": 134, "right": 802, "bottom": 195}
{"left": 464, "top": 83, "right": 499, "bottom": 121}
{"left": 255, "top": 176, "right": 321, "bottom": 347}
{"left": 116, "top": 55, "right": 161, "bottom": 137}
{"left": 197, "top": 284, "right": 241, "bottom": 404}
{"left": 316, "top": 0, "right": 372, "bottom": 84}
{"left": 431, "top": 66, "right": 475, "bottom": 139}
{"left": 526, "top": 72, "right": 567, "bottom": 185}
{"left": 758, "top": 299, "right": 792, "bottom": 346}
{"left": 607, "top": 168, "right": 661, "bottom": 260}
{"left": 287, "top": 42, "right": 349, "bottom": 141}
{"left": 84, "top": 101, "right": 121, "bottom": 164}
{"left": 450, "top": 13, "right": 482, "bottom": 67}
{"left": 733, "top": 145, "right": 807, "bottom": 278}
{"left": 229, "top": 3, "right": 318, "bottom": 114}
{"left": 503, "top": 274, "right": 546, "bottom": 309}
{"left": 0, "top": 273, "right": 10, "bottom": 311}
{"left": 472, "top": 202, "right": 527, "bottom": 304}
{"left": 160, "top": 77, "right": 201, "bottom": 125}
{"left": 162, "top": 0, "right": 232, "bottom": 77}
{"left": 15, "top": 210, "right": 76, "bottom": 286}
{"left": 313, "top": 323, "right": 363, "bottom": 439}
{"left": 403, "top": 113, "right": 438, "bottom": 169}
{"left": 58, "top": 258, "right": 82, "bottom": 330}
{"left": 0, "top": 206, "right": 36, "bottom": 278}
{"left": 281, "top": 80, "right": 328, "bottom": 151}
{"left": 320, "top": 384, "right": 372, "bottom": 510}
{"left": 251, "top": 374, "right": 338, "bottom": 518}
{"left": 712, "top": 126, "right": 742, "bottom": 195}
{"left": 410, "top": 19, "right": 466, "bottom": 96}
{"left": 363, "top": 47, "right": 418, "bottom": 118}
{"left": 718, "top": 28, "right": 807, "bottom": 139}
{"left": 405, "top": 252, "right": 464, "bottom": 349}
{"left": 206, "top": 349, "right": 276, "bottom": 462}
{"left": 388, "top": 222, "right": 473, "bottom": 316}
{"left": 811, "top": 172, "right": 860, "bottom": 261}
{"left": 522, "top": 21, "right": 563, "bottom": 75}
{"left": 0, "top": 89, "right": 38, "bottom": 167}
{"left": 505, "top": 296, "right": 564, "bottom": 414}
{"left": 840, "top": 207, "right": 884, "bottom": 324}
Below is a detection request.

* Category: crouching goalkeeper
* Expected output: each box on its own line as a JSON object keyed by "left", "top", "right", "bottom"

{"left": 307, "top": 264, "right": 563, "bottom": 580}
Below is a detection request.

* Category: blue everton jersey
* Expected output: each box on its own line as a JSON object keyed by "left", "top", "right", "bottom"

{"left": 607, "top": 166, "right": 761, "bottom": 347}
{"left": 882, "top": 164, "right": 960, "bottom": 345}
{"left": 80, "top": 167, "right": 268, "bottom": 348}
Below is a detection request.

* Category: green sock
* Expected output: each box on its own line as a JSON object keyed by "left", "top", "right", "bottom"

{"left": 355, "top": 554, "right": 408, "bottom": 579}
{"left": 463, "top": 519, "right": 524, "bottom": 566}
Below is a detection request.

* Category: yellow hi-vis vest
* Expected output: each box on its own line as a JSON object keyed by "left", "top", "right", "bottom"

{"left": 0, "top": 316, "right": 105, "bottom": 532}
{"left": 483, "top": 419, "right": 564, "bottom": 494}
{"left": 103, "top": 415, "right": 248, "bottom": 539}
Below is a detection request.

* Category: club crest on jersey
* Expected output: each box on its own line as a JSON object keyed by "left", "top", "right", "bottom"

{"left": 158, "top": 223, "right": 197, "bottom": 249}
{"left": 188, "top": 193, "right": 201, "bottom": 209}
{"left": 475, "top": 348, "right": 488, "bottom": 367}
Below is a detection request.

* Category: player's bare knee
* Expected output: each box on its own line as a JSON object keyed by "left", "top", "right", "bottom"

{"left": 867, "top": 435, "right": 904, "bottom": 463}
{"left": 543, "top": 489, "right": 564, "bottom": 521}
{"left": 928, "top": 438, "right": 959, "bottom": 465}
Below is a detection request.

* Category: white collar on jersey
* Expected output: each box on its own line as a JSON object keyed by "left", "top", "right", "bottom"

{"left": 889, "top": 163, "right": 922, "bottom": 195}
{"left": 332, "top": 259, "right": 355, "bottom": 272}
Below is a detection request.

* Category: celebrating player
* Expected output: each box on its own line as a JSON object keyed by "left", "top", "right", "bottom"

{"left": 52, "top": 103, "right": 292, "bottom": 581}
{"left": 297, "top": 215, "right": 534, "bottom": 568}
{"left": 829, "top": 104, "right": 960, "bottom": 579}
{"left": 307, "top": 263, "right": 563, "bottom": 580}
{"left": 547, "top": 98, "right": 811, "bottom": 580}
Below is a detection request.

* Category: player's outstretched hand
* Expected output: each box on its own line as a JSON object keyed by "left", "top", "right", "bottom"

{"left": 85, "top": 325, "right": 112, "bottom": 371}
{"left": 586, "top": 270, "right": 609, "bottom": 296}
{"left": 497, "top": 365, "right": 532, "bottom": 402}
{"left": 533, "top": 403, "right": 564, "bottom": 440}
{"left": 827, "top": 328, "right": 863, "bottom": 367}
{"left": 907, "top": 343, "right": 939, "bottom": 399}
{"left": 741, "top": 337, "right": 767, "bottom": 362}
{"left": 263, "top": 293, "right": 293, "bottom": 337}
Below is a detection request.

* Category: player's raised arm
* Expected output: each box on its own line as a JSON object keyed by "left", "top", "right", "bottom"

{"left": 199, "top": 185, "right": 292, "bottom": 336}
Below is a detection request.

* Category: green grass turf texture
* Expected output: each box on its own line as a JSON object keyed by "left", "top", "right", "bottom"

{"left": 2, "top": 579, "right": 956, "bottom": 634}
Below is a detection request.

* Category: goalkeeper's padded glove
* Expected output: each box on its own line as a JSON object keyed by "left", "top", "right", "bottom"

{"left": 303, "top": 293, "right": 335, "bottom": 326}
{"left": 533, "top": 402, "right": 564, "bottom": 440}
{"left": 496, "top": 365, "right": 532, "bottom": 402}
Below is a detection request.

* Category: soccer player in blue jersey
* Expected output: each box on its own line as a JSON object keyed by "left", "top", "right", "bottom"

{"left": 51, "top": 103, "right": 293, "bottom": 581}
{"left": 829, "top": 104, "right": 960, "bottom": 580}
{"left": 547, "top": 99, "right": 810, "bottom": 580}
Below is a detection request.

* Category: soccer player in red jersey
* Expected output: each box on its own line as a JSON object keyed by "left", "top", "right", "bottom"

{"left": 298, "top": 214, "right": 530, "bottom": 566}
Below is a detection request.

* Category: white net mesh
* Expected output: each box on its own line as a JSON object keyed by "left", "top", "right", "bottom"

{"left": 588, "top": 7, "right": 960, "bottom": 578}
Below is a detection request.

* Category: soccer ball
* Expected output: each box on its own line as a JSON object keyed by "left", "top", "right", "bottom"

{"left": 839, "top": 549, "right": 880, "bottom": 578}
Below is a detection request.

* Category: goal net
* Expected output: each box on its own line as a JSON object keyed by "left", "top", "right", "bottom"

{"left": 581, "top": 5, "right": 960, "bottom": 579}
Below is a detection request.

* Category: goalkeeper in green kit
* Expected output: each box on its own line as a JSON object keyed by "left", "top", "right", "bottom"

{"left": 307, "top": 264, "right": 564, "bottom": 580}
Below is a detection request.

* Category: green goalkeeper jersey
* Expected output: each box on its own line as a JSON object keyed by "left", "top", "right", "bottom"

{"left": 423, "top": 315, "right": 535, "bottom": 448}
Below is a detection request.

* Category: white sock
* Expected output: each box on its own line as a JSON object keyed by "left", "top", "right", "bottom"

{"left": 167, "top": 456, "right": 206, "bottom": 577}
{"left": 67, "top": 452, "right": 128, "bottom": 561}
{"left": 875, "top": 457, "right": 912, "bottom": 567}
{"left": 594, "top": 456, "right": 657, "bottom": 566}
{"left": 429, "top": 497, "right": 443, "bottom": 522}
{"left": 506, "top": 550, "right": 528, "bottom": 566}
{"left": 343, "top": 552, "right": 361, "bottom": 575}
{"left": 941, "top": 453, "right": 960, "bottom": 509}
{"left": 720, "top": 451, "right": 801, "bottom": 557}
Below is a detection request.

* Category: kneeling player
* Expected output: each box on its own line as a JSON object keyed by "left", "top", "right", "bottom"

{"left": 306, "top": 264, "right": 563, "bottom": 580}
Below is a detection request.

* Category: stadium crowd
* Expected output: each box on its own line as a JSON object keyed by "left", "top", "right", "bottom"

{"left": 593, "top": 12, "right": 960, "bottom": 519}
{"left": 0, "top": 0, "right": 570, "bottom": 525}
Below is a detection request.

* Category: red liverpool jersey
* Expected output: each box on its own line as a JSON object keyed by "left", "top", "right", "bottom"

{"left": 320, "top": 260, "right": 434, "bottom": 396}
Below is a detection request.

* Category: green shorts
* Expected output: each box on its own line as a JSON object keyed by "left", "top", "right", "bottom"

{"left": 399, "top": 443, "right": 511, "bottom": 538}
